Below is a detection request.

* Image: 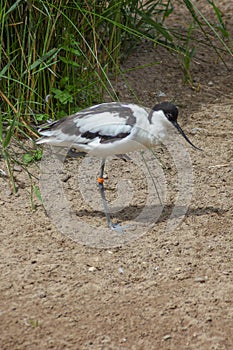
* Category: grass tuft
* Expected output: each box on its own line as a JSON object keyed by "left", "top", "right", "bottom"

{"left": 0, "top": 0, "right": 232, "bottom": 191}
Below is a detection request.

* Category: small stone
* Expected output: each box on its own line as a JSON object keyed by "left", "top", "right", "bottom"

{"left": 222, "top": 271, "right": 230, "bottom": 275}
{"left": 194, "top": 276, "right": 208, "bottom": 283}
{"left": 13, "top": 165, "right": 22, "bottom": 172}
{"left": 0, "top": 169, "right": 7, "bottom": 177}
{"left": 121, "top": 338, "right": 127, "bottom": 343}
{"left": 88, "top": 266, "right": 97, "bottom": 272}
{"left": 61, "top": 174, "right": 71, "bottom": 182}
{"left": 163, "top": 334, "right": 172, "bottom": 340}
{"left": 175, "top": 267, "right": 182, "bottom": 272}
{"left": 101, "top": 335, "right": 111, "bottom": 343}
{"left": 5, "top": 190, "right": 13, "bottom": 196}
{"left": 191, "top": 127, "right": 202, "bottom": 134}
{"left": 158, "top": 91, "right": 166, "bottom": 97}
{"left": 38, "top": 290, "right": 47, "bottom": 298}
{"left": 118, "top": 267, "right": 124, "bottom": 274}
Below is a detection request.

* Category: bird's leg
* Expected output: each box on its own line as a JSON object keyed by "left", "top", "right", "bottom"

{"left": 97, "top": 159, "right": 114, "bottom": 229}
{"left": 97, "top": 158, "right": 125, "bottom": 233}
{"left": 98, "top": 158, "right": 129, "bottom": 233}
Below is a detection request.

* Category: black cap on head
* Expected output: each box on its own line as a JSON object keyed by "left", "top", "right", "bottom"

{"left": 152, "top": 102, "right": 178, "bottom": 122}
{"left": 152, "top": 101, "right": 202, "bottom": 151}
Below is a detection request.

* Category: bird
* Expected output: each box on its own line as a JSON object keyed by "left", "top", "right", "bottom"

{"left": 37, "top": 101, "right": 201, "bottom": 231}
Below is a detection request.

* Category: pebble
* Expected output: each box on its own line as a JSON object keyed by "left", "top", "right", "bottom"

{"left": 0, "top": 169, "right": 7, "bottom": 177}
{"left": 163, "top": 334, "right": 172, "bottom": 340}
{"left": 5, "top": 190, "right": 13, "bottom": 196}
{"left": 118, "top": 267, "right": 124, "bottom": 274}
{"left": 191, "top": 127, "right": 203, "bottom": 134}
{"left": 88, "top": 266, "right": 97, "bottom": 272}
{"left": 194, "top": 276, "right": 208, "bottom": 283}
{"left": 13, "top": 165, "right": 22, "bottom": 172}
{"left": 38, "top": 290, "right": 47, "bottom": 298}
{"left": 61, "top": 174, "right": 71, "bottom": 182}
{"left": 174, "top": 267, "right": 182, "bottom": 272}
{"left": 158, "top": 90, "right": 166, "bottom": 97}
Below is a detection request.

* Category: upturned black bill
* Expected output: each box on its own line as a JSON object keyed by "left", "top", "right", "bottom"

{"left": 173, "top": 121, "right": 202, "bottom": 151}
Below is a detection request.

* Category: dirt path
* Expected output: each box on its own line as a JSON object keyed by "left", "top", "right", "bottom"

{"left": 0, "top": 2, "right": 232, "bottom": 349}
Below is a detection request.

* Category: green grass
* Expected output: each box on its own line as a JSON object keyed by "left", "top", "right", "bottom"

{"left": 0, "top": 0, "right": 232, "bottom": 192}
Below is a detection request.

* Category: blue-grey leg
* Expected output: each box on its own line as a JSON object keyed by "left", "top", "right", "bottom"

{"left": 97, "top": 158, "right": 124, "bottom": 232}
{"left": 97, "top": 159, "right": 113, "bottom": 229}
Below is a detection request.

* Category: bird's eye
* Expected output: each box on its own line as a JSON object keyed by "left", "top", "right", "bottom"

{"left": 166, "top": 113, "right": 173, "bottom": 121}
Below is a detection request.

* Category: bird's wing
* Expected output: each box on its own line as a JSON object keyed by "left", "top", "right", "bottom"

{"left": 37, "top": 102, "right": 143, "bottom": 145}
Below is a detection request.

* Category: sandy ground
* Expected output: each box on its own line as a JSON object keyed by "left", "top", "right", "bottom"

{"left": 0, "top": 2, "right": 232, "bottom": 349}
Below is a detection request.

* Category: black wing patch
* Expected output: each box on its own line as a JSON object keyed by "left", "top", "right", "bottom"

{"left": 81, "top": 130, "right": 130, "bottom": 144}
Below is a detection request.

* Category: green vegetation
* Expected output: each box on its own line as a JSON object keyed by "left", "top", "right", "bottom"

{"left": 0, "top": 0, "right": 232, "bottom": 191}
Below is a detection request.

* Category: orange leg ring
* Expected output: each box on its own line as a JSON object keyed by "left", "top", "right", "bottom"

{"left": 97, "top": 177, "right": 104, "bottom": 184}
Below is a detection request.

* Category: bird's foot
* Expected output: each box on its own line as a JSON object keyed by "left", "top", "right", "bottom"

{"left": 109, "top": 222, "right": 129, "bottom": 234}
{"left": 67, "top": 149, "right": 86, "bottom": 158}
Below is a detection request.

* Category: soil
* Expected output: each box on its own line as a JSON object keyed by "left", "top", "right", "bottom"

{"left": 0, "top": 2, "right": 232, "bottom": 349}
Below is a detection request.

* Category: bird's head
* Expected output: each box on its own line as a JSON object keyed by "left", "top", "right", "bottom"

{"left": 152, "top": 102, "right": 202, "bottom": 151}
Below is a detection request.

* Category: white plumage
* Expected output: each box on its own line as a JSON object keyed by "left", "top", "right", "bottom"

{"left": 37, "top": 102, "right": 184, "bottom": 155}
{"left": 37, "top": 101, "right": 200, "bottom": 231}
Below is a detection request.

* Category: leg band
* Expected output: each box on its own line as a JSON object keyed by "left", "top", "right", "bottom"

{"left": 97, "top": 177, "right": 104, "bottom": 184}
